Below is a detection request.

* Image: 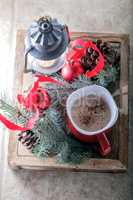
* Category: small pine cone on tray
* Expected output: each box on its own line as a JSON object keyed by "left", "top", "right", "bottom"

{"left": 18, "top": 130, "right": 40, "bottom": 150}
{"left": 95, "top": 40, "right": 113, "bottom": 54}
{"left": 95, "top": 40, "right": 117, "bottom": 65}
{"left": 81, "top": 47, "right": 100, "bottom": 71}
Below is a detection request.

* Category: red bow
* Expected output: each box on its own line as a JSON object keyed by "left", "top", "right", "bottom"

{"left": 0, "top": 76, "right": 62, "bottom": 131}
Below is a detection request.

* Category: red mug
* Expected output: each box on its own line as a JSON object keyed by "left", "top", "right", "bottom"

{"left": 66, "top": 85, "right": 118, "bottom": 156}
{"left": 67, "top": 119, "right": 111, "bottom": 156}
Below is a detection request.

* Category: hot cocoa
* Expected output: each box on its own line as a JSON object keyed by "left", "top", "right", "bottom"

{"left": 71, "top": 95, "right": 111, "bottom": 132}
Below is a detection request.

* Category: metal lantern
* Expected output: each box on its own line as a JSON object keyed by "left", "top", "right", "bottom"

{"left": 25, "top": 16, "right": 70, "bottom": 74}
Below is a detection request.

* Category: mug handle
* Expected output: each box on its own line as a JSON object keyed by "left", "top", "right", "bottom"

{"left": 96, "top": 133, "right": 111, "bottom": 156}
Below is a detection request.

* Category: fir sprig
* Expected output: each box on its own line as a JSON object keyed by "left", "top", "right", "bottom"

{"left": 95, "top": 63, "right": 119, "bottom": 89}
{"left": 32, "top": 106, "right": 96, "bottom": 164}
{"left": 0, "top": 99, "right": 33, "bottom": 126}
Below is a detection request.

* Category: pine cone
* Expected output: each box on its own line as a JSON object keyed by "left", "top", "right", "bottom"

{"left": 95, "top": 40, "right": 110, "bottom": 54}
{"left": 95, "top": 40, "right": 118, "bottom": 65}
{"left": 18, "top": 130, "right": 39, "bottom": 150}
{"left": 81, "top": 47, "right": 99, "bottom": 70}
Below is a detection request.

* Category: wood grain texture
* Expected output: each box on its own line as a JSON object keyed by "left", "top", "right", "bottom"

{"left": 8, "top": 30, "right": 129, "bottom": 172}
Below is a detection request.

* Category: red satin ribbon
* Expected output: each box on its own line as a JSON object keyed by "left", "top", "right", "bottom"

{"left": 0, "top": 76, "right": 63, "bottom": 131}
{"left": 69, "top": 39, "right": 105, "bottom": 78}
{"left": 85, "top": 41, "right": 104, "bottom": 78}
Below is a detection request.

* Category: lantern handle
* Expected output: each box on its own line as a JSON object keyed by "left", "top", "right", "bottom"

{"left": 24, "top": 46, "right": 34, "bottom": 73}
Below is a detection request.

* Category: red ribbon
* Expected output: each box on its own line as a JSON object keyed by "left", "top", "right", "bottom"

{"left": 68, "top": 39, "right": 105, "bottom": 78}
{"left": 85, "top": 41, "right": 105, "bottom": 78}
{"left": 0, "top": 76, "right": 63, "bottom": 131}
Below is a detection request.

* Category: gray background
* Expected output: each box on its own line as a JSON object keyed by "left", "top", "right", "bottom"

{"left": 0, "top": 0, "right": 133, "bottom": 199}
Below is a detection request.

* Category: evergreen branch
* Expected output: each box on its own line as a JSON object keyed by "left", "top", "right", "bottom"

{"left": 32, "top": 107, "right": 96, "bottom": 163}
{"left": 0, "top": 99, "right": 32, "bottom": 126}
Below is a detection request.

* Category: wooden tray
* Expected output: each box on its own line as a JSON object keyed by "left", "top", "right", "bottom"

{"left": 8, "top": 30, "right": 129, "bottom": 172}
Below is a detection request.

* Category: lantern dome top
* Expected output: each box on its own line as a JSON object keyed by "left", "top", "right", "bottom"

{"left": 26, "top": 16, "right": 70, "bottom": 60}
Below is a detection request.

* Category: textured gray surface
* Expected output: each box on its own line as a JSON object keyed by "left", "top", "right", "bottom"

{"left": 0, "top": 0, "right": 133, "bottom": 200}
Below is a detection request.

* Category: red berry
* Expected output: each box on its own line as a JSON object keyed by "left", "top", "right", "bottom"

{"left": 61, "top": 65, "right": 74, "bottom": 81}
{"left": 73, "top": 62, "right": 84, "bottom": 77}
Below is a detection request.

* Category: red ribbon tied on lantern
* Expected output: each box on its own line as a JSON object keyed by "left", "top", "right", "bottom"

{"left": 0, "top": 76, "right": 62, "bottom": 131}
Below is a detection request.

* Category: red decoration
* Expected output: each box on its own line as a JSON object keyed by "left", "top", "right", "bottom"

{"left": 18, "top": 88, "right": 50, "bottom": 110}
{"left": 0, "top": 76, "right": 63, "bottom": 131}
{"left": 84, "top": 41, "right": 105, "bottom": 78}
{"left": 61, "top": 63, "right": 74, "bottom": 81}
{"left": 61, "top": 39, "right": 105, "bottom": 81}
{"left": 72, "top": 61, "right": 84, "bottom": 77}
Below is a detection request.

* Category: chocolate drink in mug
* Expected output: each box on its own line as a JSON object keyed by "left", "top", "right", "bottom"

{"left": 71, "top": 94, "right": 111, "bottom": 132}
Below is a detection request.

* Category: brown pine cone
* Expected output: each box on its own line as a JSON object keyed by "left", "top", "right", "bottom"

{"left": 81, "top": 47, "right": 100, "bottom": 70}
{"left": 95, "top": 40, "right": 118, "bottom": 65}
{"left": 95, "top": 40, "right": 112, "bottom": 54}
{"left": 18, "top": 130, "right": 40, "bottom": 150}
